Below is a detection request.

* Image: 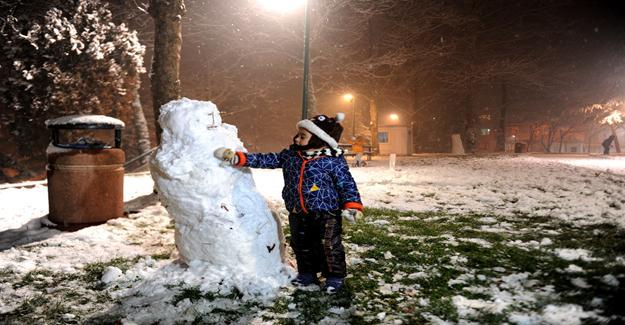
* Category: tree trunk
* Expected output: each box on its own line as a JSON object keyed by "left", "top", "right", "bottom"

{"left": 462, "top": 93, "right": 476, "bottom": 154}
{"left": 528, "top": 125, "right": 535, "bottom": 152}
{"left": 541, "top": 125, "right": 556, "bottom": 153}
{"left": 585, "top": 124, "right": 594, "bottom": 153}
{"left": 369, "top": 98, "right": 378, "bottom": 153}
{"left": 132, "top": 88, "right": 152, "bottom": 166}
{"left": 495, "top": 81, "right": 507, "bottom": 152}
{"left": 558, "top": 127, "right": 573, "bottom": 153}
{"left": 610, "top": 124, "right": 621, "bottom": 153}
{"left": 149, "top": 0, "right": 186, "bottom": 144}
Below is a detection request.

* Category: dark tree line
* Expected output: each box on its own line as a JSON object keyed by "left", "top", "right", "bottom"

{"left": 2, "top": 0, "right": 624, "bottom": 182}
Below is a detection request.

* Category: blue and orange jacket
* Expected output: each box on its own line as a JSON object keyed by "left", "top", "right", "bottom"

{"left": 234, "top": 149, "right": 363, "bottom": 214}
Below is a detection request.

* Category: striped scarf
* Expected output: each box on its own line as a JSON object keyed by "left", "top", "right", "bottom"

{"left": 302, "top": 147, "right": 345, "bottom": 159}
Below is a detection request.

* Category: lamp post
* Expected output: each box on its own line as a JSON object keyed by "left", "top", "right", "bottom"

{"left": 301, "top": 0, "right": 311, "bottom": 120}
{"left": 259, "top": 0, "right": 310, "bottom": 120}
{"left": 343, "top": 93, "right": 356, "bottom": 137}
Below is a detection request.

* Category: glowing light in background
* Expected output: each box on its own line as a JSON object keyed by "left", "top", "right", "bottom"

{"left": 258, "top": 0, "right": 306, "bottom": 13}
{"left": 389, "top": 113, "right": 399, "bottom": 121}
{"left": 258, "top": 0, "right": 310, "bottom": 118}
{"left": 342, "top": 93, "right": 354, "bottom": 102}
{"left": 601, "top": 110, "right": 623, "bottom": 125}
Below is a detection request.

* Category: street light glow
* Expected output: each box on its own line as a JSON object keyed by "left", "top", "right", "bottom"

{"left": 602, "top": 110, "right": 623, "bottom": 125}
{"left": 258, "top": 0, "right": 309, "bottom": 118}
{"left": 343, "top": 93, "right": 354, "bottom": 102}
{"left": 258, "top": 0, "right": 306, "bottom": 13}
{"left": 390, "top": 113, "right": 399, "bottom": 121}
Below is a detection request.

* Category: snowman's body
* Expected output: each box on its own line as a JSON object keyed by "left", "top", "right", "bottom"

{"left": 150, "top": 98, "right": 288, "bottom": 288}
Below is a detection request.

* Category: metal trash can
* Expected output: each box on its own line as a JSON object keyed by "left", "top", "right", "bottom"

{"left": 45, "top": 115, "right": 125, "bottom": 226}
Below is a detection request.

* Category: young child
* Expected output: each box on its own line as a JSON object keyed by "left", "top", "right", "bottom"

{"left": 214, "top": 113, "right": 363, "bottom": 293}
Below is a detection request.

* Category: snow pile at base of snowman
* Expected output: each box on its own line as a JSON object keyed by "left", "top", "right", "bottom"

{"left": 149, "top": 98, "right": 291, "bottom": 297}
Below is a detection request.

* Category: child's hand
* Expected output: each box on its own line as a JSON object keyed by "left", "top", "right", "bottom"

{"left": 341, "top": 209, "right": 362, "bottom": 224}
{"left": 214, "top": 147, "right": 239, "bottom": 165}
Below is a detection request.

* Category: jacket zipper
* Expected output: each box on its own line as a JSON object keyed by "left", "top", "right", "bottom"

{"left": 297, "top": 152, "right": 320, "bottom": 214}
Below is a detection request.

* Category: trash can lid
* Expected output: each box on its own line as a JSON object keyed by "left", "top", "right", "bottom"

{"left": 45, "top": 115, "right": 125, "bottom": 129}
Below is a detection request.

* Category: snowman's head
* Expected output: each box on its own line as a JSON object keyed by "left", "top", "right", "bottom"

{"left": 159, "top": 98, "right": 223, "bottom": 141}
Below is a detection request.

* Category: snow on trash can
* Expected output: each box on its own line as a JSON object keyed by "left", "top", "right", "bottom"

{"left": 45, "top": 115, "right": 125, "bottom": 226}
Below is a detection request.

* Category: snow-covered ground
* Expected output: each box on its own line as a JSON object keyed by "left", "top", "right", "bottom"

{"left": 3, "top": 154, "right": 624, "bottom": 235}
{"left": 1, "top": 154, "right": 624, "bottom": 324}
{"left": 257, "top": 153, "right": 625, "bottom": 228}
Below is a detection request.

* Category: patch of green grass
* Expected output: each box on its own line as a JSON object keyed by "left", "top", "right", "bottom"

{"left": 82, "top": 256, "right": 141, "bottom": 289}
{"left": 13, "top": 269, "right": 79, "bottom": 290}
{"left": 267, "top": 296, "right": 289, "bottom": 314}
{"left": 173, "top": 286, "right": 210, "bottom": 304}
{"left": 2, "top": 256, "right": 155, "bottom": 324}
{"left": 223, "top": 287, "right": 245, "bottom": 300}
{"left": 151, "top": 252, "right": 172, "bottom": 260}
{"left": 0, "top": 269, "right": 15, "bottom": 283}
{"left": 3, "top": 265, "right": 124, "bottom": 323}
{"left": 0, "top": 294, "right": 76, "bottom": 324}
{"left": 270, "top": 287, "right": 354, "bottom": 324}
{"left": 318, "top": 208, "right": 625, "bottom": 323}
{"left": 13, "top": 269, "right": 55, "bottom": 289}
{"left": 10, "top": 294, "right": 47, "bottom": 314}
{"left": 0, "top": 295, "right": 49, "bottom": 324}
{"left": 5, "top": 208, "right": 623, "bottom": 324}
{"left": 96, "top": 291, "right": 113, "bottom": 304}
{"left": 45, "top": 300, "right": 73, "bottom": 322}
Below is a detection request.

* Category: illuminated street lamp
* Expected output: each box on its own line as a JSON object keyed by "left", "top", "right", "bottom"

{"left": 258, "top": 0, "right": 305, "bottom": 12}
{"left": 259, "top": 0, "right": 310, "bottom": 119}
{"left": 389, "top": 113, "right": 399, "bottom": 122}
{"left": 343, "top": 93, "right": 356, "bottom": 137}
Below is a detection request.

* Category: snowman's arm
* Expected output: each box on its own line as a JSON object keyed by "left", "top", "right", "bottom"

{"left": 330, "top": 156, "right": 364, "bottom": 211}
{"left": 236, "top": 150, "right": 286, "bottom": 169}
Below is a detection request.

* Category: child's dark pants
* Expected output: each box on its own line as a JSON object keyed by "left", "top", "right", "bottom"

{"left": 288, "top": 210, "right": 346, "bottom": 278}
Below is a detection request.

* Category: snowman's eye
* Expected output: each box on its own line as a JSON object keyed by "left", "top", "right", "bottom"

{"left": 317, "top": 116, "right": 326, "bottom": 121}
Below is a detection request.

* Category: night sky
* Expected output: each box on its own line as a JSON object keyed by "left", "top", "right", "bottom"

{"left": 1, "top": 0, "right": 625, "bottom": 178}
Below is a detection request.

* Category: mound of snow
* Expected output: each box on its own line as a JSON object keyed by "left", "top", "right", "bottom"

{"left": 150, "top": 98, "right": 290, "bottom": 298}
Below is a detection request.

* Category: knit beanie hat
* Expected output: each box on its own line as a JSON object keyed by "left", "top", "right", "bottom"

{"left": 296, "top": 113, "right": 345, "bottom": 149}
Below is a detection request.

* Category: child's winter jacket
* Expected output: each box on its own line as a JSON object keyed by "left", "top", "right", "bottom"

{"left": 234, "top": 149, "right": 362, "bottom": 214}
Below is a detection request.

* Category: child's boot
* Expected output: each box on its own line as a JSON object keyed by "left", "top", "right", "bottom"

{"left": 323, "top": 277, "right": 344, "bottom": 294}
{"left": 291, "top": 273, "right": 319, "bottom": 287}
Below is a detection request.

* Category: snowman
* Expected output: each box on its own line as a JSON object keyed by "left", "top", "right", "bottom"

{"left": 149, "top": 98, "right": 289, "bottom": 289}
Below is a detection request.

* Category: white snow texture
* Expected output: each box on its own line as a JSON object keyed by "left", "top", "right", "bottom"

{"left": 149, "top": 98, "right": 289, "bottom": 297}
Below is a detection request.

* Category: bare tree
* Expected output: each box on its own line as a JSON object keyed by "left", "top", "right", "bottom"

{"left": 131, "top": 89, "right": 152, "bottom": 165}
{"left": 106, "top": 0, "right": 154, "bottom": 162}
{"left": 434, "top": 0, "right": 575, "bottom": 152}
{"left": 178, "top": 0, "right": 463, "bottom": 149}
{"left": 584, "top": 99, "right": 624, "bottom": 153}
{"left": 148, "top": 0, "right": 185, "bottom": 143}
{"left": 526, "top": 122, "right": 541, "bottom": 152}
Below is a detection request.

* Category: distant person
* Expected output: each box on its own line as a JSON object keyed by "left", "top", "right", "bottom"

{"left": 602, "top": 135, "right": 615, "bottom": 155}
{"left": 349, "top": 136, "right": 366, "bottom": 167}
{"left": 214, "top": 113, "right": 363, "bottom": 294}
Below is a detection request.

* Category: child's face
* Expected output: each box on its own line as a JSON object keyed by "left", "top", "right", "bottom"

{"left": 293, "top": 128, "right": 312, "bottom": 146}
